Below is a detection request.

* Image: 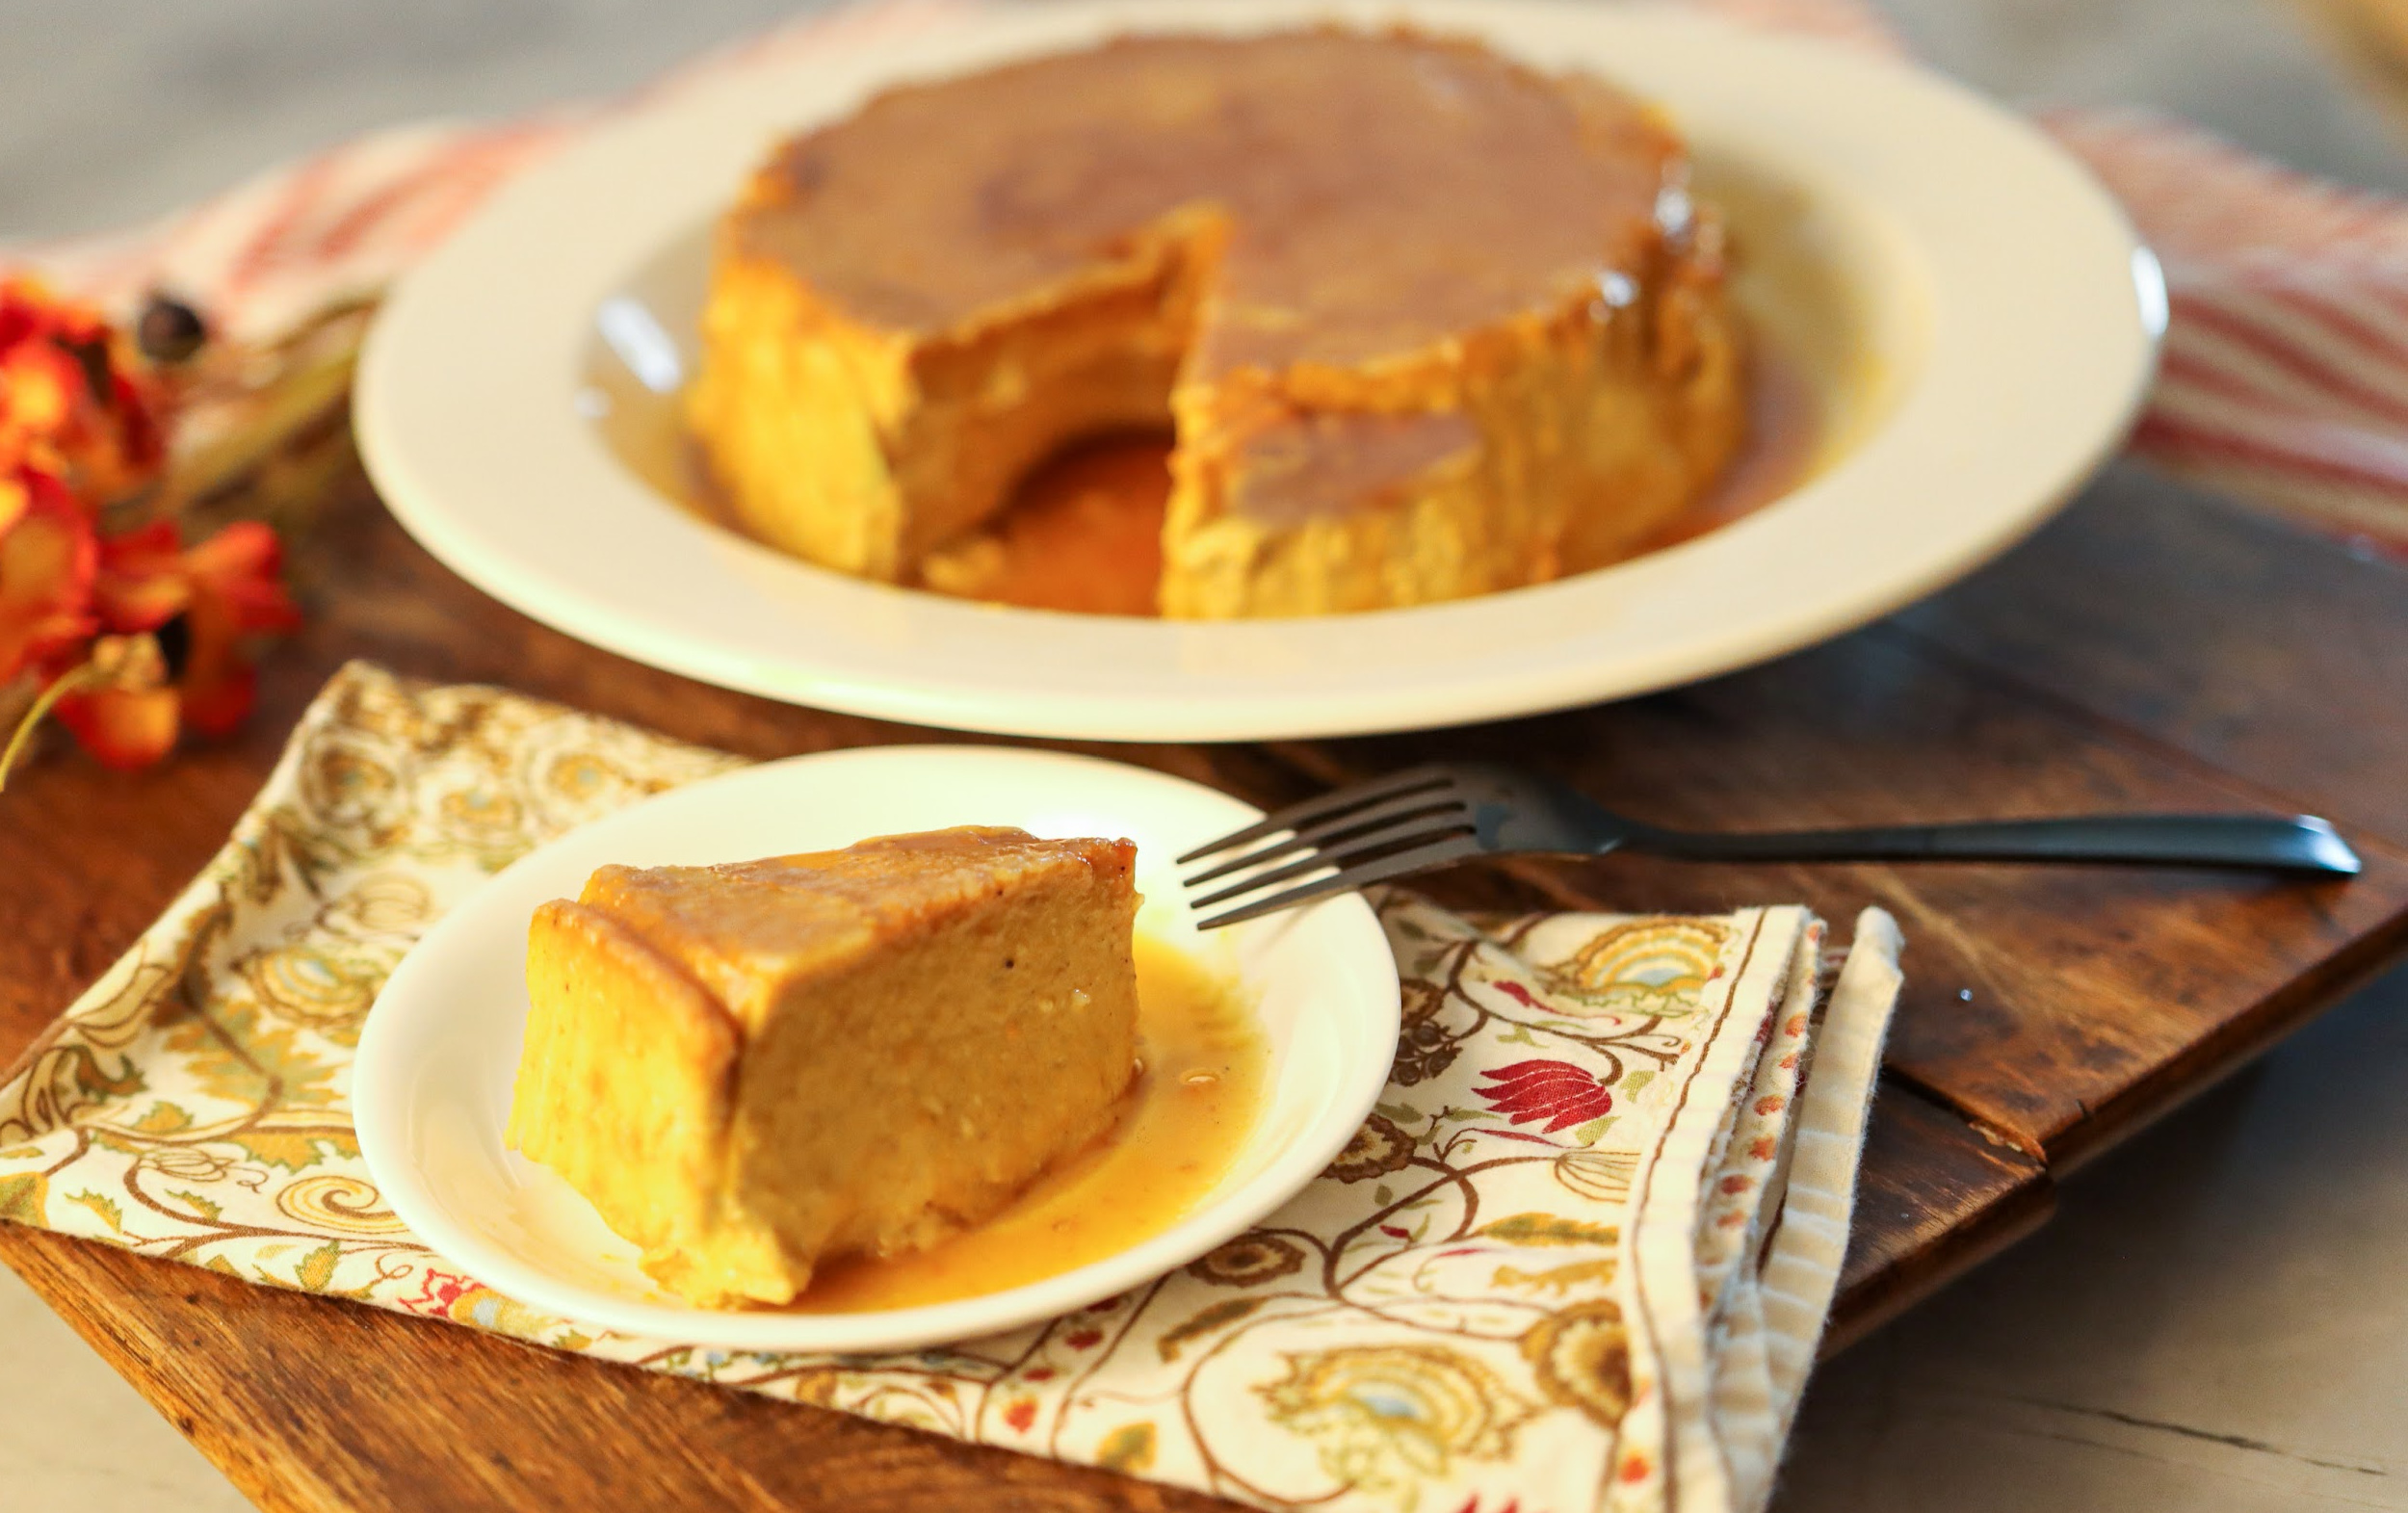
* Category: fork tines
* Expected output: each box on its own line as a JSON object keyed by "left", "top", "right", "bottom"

{"left": 1180, "top": 766, "right": 1479, "bottom": 928}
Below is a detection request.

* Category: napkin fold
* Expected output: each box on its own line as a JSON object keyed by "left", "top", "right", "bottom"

{"left": 0, "top": 664, "right": 1900, "bottom": 1513}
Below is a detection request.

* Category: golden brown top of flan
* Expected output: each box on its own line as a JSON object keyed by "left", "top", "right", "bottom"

{"left": 732, "top": 29, "right": 1688, "bottom": 380}
{"left": 578, "top": 826, "right": 1138, "bottom": 1034}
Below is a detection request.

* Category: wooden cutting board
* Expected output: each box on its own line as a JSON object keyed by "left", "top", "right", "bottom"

{"left": 1, "top": 457, "right": 2401, "bottom": 1512}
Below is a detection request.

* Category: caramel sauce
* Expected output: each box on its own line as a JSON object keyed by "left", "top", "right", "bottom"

{"left": 916, "top": 435, "right": 1172, "bottom": 617}
{"left": 1637, "top": 338, "right": 1824, "bottom": 553}
{"left": 788, "top": 935, "right": 1266, "bottom": 1313}
{"left": 911, "top": 337, "right": 1823, "bottom": 616}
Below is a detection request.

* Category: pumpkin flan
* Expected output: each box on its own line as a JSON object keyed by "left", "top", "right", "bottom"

{"left": 685, "top": 28, "right": 1744, "bottom": 617}
{"left": 507, "top": 826, "right": 1141, "bottom": 1308}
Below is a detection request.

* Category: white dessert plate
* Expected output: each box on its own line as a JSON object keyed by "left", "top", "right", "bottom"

{"left": 354, "top": 0, "right": 2162, "bottom": 743}
{"left": 353, "top": 744, "right": 1400, "bottom": 1352}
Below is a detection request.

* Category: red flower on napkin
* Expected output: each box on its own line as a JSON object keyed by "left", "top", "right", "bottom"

{"left": 1475, "top": 1060, "right": 1614, "bottom": 1135}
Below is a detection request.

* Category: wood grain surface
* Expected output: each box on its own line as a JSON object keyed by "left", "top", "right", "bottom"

{"left": 1, "top": 458, "right": 2402, "bottom": 1512}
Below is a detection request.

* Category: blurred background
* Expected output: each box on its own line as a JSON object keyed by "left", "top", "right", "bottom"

{"left": 4, "top": 2, "right": 2407, "bottom": 1511}
{"left": 10, "top": 0, "right": 2408, "bottom": 240}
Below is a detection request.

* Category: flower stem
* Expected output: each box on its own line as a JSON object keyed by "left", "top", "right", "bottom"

{"left": 0, "top": 662, "right": 94, "bottom": 795}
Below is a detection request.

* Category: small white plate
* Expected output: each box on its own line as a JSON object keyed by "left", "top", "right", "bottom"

{"left": 353, "top": 745, "right": 1399, "bottom": 1352}
{"left": 355, "top": 0, "right": 2161, "bottom": 742}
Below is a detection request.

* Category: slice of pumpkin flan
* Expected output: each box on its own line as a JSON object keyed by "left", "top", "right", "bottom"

{"left": 507, "top": 826, "right": 1141, "bottom": 1307}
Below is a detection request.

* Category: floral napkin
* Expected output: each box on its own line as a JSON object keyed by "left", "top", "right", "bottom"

{"left": 0, "top": 664, "right": 1901, "bottom": 1513}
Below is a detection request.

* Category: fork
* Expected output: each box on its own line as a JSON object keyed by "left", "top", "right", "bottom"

{"left": 1179, "top": 762, "right": 2361, "bottom": 929}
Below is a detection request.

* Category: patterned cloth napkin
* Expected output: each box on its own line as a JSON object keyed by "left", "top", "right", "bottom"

{"left": 18, "top": 0, "right": 2408, "bottom": 549}
{"left": 0, "top": 664, "right": 1904, "bottom": 1513}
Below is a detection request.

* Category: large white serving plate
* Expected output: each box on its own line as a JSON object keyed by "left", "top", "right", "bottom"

{"left": 354, "top": 0, "right": 2162, "bottom": 743}
{"left": 353, "top": 744, "right": 1400, "bottom": 1352}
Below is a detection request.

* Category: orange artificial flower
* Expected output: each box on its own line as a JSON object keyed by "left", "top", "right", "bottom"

{"left": 170, "top": 521, "right": 303, "bottom": 737}
{"left": 50, "top": 634, "right": 179, "bottom": 772}
{"left": 0, "top": 463, "right": 98, "bottom": 685}
{"left": 56, "top": 518, "right": 303, "bottom": 767}
{"left": 0, "top": 280, "right": 297, "bottom": 783}
{"left": 0, "top": 277, "right": 164, "bottom": 505}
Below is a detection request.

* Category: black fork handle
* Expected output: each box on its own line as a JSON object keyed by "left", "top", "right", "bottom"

{"left": 1619, "top": 814, "right": 2359, "bottom": 875}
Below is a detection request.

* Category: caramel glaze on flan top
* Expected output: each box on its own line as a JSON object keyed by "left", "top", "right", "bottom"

{"left": 687, "top": 28, "right": 1745, "bottom": 617}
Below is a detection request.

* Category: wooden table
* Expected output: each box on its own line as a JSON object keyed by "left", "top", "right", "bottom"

{"left": 2, "top": 457, "right": 2403, "bottom": 1511}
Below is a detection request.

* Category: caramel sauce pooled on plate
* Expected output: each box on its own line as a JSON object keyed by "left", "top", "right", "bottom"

{"left": 789, "top": 934, "right": 1267, "bottom": 1313}
{"left": 915, "top": 435, "right": 1172, "bottom": 617}
{"left": 923, "top": 338, "right": 1822, "bottom": 616}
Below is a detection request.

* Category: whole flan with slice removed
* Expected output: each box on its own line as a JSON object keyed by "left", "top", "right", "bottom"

{"left": 507, "top": 826, "right": 1141, "bottom": 1308}
{"left": 685, "top": 27, "right": 1745, "bottom": 617}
